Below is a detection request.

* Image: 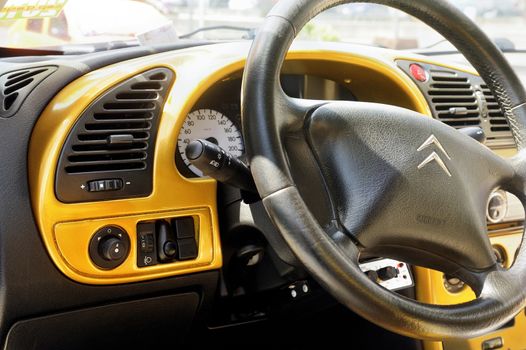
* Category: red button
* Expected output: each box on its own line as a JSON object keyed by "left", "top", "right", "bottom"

{"left": 409, "top": 63, "right": 428, "bottom": 82}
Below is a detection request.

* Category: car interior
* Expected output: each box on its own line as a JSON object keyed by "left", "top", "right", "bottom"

{"left": 1, "top": 0, "right": 526, "bottom": 349}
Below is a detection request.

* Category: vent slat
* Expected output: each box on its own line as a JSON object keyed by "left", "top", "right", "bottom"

{"left": 77, "top": 131, "right": 149, "bottom": 141}
{"left": 93, "top": 111, "right": 153, "bottom": 120}
{"left": 5, "top": 68, "right": 47, "bottom": 83}
{"left": 68, "top": 152, "right": 147, "bottom": 163}
{"left": 431, "top": 97, "right": 476, "bottom": 103}
{"left": 437, "top": 117, "right": 481, "bottom": 122}
{"left": 65, "top": 162, "right": 146, "bottom": 174}
{"left": 72, "top": 142, "right": 147, "bottom": 152}
{"left": 431, "top": 76, "right": 469, "bottom": 82}
{"left": 84, "top": 121, "right": 151, "bottom": 131}
{"left": 428, "top": 89, "right": 473, "bottom": 96}
{"left": 434, "top": 103, "right": 479, "bottom": 110}
{"left": 103, "top": 102, "right": 156, "bottom": 111}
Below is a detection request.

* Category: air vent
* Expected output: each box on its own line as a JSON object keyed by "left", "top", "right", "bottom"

{"left": 427, "top": 69, "right": 480, "bottom": 128}
{"left": 0, "top": 66, "right": 57, "bottom": 118}
{"left": 480, "top": 83, "right": 511, "bottom": 134}
{"left": 56, "top": 67, "right": 174, "bottom": 203}
{"left": 397, "top": 61, "right": 515, "bottom": 148}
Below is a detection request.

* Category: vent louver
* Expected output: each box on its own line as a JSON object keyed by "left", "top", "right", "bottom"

{"left": 480, "top": 84, "right": 511, "bottom": 135}
{"left": 56, "top": 67, "right": 174, "bottom": 203}
{"left": 427, "top": 69, "right": 480, "bottom": 128}
{"left": 0, "top": 66, "right": 56, "bottom": 118}
{"left": 397, "top": 61, "right": 514, "bottom": 148}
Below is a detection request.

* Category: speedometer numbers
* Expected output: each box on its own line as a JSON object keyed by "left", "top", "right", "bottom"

{"left": 178, "top": 109, "right": 244, "bottom": 177}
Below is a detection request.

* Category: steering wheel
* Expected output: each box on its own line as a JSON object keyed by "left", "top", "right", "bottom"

{"left": 241, "top": 0, "right": 526, "bottom": 340}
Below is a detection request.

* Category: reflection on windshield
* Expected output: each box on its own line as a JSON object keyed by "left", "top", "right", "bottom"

{"left": 0, "top": 0, "right": 525, "bottom": 50}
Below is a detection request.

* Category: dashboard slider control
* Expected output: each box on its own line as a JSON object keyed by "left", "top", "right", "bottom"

{"left": 185, "top": 139, "right": 257, "bottom": 193}
{"left": 87, "top": 179, "right": 123, "bottom": 192}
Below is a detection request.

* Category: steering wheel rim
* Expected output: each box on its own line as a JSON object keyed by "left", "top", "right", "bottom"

{"left": 241, "top": 0, "right": 526, "bottom": 340}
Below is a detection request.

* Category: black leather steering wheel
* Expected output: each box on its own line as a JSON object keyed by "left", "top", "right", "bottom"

{"left": 241, "top": 0, "right": 526, "bottom": 340}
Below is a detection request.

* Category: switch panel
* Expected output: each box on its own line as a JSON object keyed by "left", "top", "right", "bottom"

{"left": 359, "top": 258, "right": 413, "bottom": 291}
{"left": 137, "top": 216, "right": 199, "bottom": 268}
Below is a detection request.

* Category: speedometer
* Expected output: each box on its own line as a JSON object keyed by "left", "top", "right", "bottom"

{"left": 177, "top": 109, "right": 244, "bottom": 177}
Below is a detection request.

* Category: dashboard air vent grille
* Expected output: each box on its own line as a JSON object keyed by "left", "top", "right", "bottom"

{"left": 397, "top": 60, "right": 515, "bottom": 148}
{"left": 0, "top": 66, "right": 56, "bottom": 118}
{"left": 427, "top": 69, "right": 480, "bottom": 128}
{"left": 56, "top": 67, "right": 174, "bottom": 203}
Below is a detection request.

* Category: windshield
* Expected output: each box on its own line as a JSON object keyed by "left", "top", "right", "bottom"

{"left": 1, "top": 0, "right": 525, "bottom": 51}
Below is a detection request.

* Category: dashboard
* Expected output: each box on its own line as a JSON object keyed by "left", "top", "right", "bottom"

{"left": 0, "top": 40, "right": 524, "bottom": 349}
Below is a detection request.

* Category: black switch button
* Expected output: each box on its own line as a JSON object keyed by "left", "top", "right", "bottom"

{"left": 100, "top": 237, "right": 126, "bottom": 261}
{"left": 137, "top": 222, "right": 157, "bottom": 267}
{"left": 89, "top": 225, "right": 130, "bottom": 269}
{"left": 105, "top": 179, "right": 116, "bottom": 190}
{"left": 377, "top": 266, "right": 399, "bottom": 281}
{"left": 177, "top": 238, "right": 198, "bottom": 260}
{"left": 173, "top": 217, "right": 195, "bottom": 239}
{"left": 114, "top": 179, "right": 123, "bottom": 190}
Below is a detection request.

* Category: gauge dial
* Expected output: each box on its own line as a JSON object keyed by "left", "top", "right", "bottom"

{"left": 178, "top": 109, "right": 244, "bottom": 177}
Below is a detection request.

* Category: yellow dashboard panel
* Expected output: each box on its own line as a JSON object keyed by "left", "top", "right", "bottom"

{"left": 29, "top": 42, "right": 432, "bottom": 285}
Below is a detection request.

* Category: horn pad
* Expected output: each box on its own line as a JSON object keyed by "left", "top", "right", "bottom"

{"left": 306, "top": 101, "right": 511, "bottom": 273}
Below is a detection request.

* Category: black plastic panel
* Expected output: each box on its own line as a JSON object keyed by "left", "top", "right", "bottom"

{"left": 55, "top": 67, "right": 174, "bottom": 202}
{"left": 5, "top": 293, "right": 199, "bottom": 350}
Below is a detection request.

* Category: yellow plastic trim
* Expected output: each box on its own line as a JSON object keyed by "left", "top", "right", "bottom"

{"left": 29, "top": 42, "right": 432, "bottom": 285}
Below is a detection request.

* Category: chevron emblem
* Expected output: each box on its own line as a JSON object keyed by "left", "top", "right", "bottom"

{"left": 417, "top": 135, "right": 452, "bottom": 177}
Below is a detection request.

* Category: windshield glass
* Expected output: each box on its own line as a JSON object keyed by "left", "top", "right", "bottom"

{"left": 1, "top": 0, "right": 525, "bottom": 51}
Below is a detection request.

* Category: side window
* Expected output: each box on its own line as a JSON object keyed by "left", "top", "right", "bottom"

{"left": 48, "top": 12, "right": 69, "bottom": 40}
{"left": 26, "top": 18, "right": 44, "bottom": 33}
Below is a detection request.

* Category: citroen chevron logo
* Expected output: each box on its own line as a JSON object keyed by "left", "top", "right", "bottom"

{"left": 417, "top": 135, "right": 452, "bottom": 177}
